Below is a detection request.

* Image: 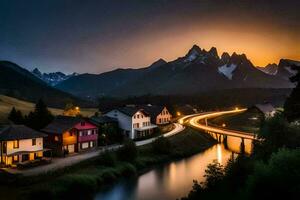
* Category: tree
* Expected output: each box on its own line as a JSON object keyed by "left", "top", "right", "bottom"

{"left": 8, "top": 107, "right": 24, "bottom": 124}
{"left": 284, "top": 64, "right": 300, "bottom": 122}
{"left": 26, "top": 99, "right": 54, "bottom": 130}
{"left": 203, "top": 160, "right": 225, "bottom": 189}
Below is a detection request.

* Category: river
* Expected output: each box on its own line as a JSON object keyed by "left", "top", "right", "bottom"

{"left": 94, "top": 143, "right": 233, "bottom": 200}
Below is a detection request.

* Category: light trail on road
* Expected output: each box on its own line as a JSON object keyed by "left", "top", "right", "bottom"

{"left": 180, "top": 109, "right": 257, "bottom": 140}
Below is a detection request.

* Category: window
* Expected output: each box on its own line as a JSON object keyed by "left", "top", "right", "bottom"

{"left": 32, "top": 138, "right": 36, "bottom": 146}
{"left": 81, "top": 121, "right": 85, "bottom": 126}
{"left": 13, "top": 140, "right": 19, "bottom": 149}
{"left": 137, "top": 114, "right": 140, "bottom": 119}
{"left": 79, "top": 131, "right": 83, "bottom": 137}
{"left": 133, "top": 123, "right": 139, "bottom": 128}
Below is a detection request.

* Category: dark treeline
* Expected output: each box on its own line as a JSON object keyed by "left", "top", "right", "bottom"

{"left": 182, "top": 65, "right": 300, "bottom": 200}
{"left": 98, "top": 88, "right": 291, "bottom": 114}
{"left": 8, "top": 99, "right": 54, "bottom": 130}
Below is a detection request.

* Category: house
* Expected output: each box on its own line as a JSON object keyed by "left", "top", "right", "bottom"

{"left": 138, "top": 105, "right": 172, "bottom": 125}
{"left": 249, "top": 103, "right": 276, "bottom": 118}
{"left": 89, "top": 115, "right": 118, "bottom": 127}
{"left": 105, "top": 107, "right": 157, "bottom": 139}
{"left": 42, "top": 116, "right": 98, "bottom": 156}
{"left": 0, "top": 125, "right": 47, "bottom": 166}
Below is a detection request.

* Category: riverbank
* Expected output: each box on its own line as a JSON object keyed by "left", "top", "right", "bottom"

{"left": 0, "top": 127, "right": 216, "bottom": 200}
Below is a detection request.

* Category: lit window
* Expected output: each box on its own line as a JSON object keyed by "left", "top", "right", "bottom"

{"left": 13, "top": 140, "right": 19, "bottom": 149}
{"left": 54, "top": 136, "right": 59, "bottom": 141}
{"left": 32, "top": 138, "right": 36, "bottom": 146}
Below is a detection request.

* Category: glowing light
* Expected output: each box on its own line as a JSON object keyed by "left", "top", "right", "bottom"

{"left": 177, "top": 112, "right": 181, "bottom": 116}
{"left": 222, "top": 123, "right": 226, "bottom": 127}
{"left": 75, "top": 106, "right": 80, "bottom": 110}
{"left": 235, "top": 107, "right": 239, "bottom": 110}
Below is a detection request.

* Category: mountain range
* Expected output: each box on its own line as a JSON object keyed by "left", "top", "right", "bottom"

{"left": 257, "top": 59, "right": 300, "bottom": 79}
{"left": 32, "top": 68, "right": 78, "bottom": 86}
{"left": 55, "top": 45, "right": 297, "bottom": 98}
{"left": 0, "top": 61, "right": 91, "bottom": 107}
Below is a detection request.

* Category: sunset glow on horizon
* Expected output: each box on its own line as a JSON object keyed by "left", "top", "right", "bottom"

{"left": 1, "top": 0, "right": 299, "bottom": 73}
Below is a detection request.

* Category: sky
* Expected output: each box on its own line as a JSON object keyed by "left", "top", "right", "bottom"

{"left": 0, "top": 0, "right": 299, "bottom": 74}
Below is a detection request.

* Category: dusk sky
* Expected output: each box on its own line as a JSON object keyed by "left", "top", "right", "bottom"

{"left": 0, "top": 0, "right": 299, "bottom": 74}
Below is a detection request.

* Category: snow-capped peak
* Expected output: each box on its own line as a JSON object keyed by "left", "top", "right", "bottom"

{"left": 218, "top": 64, "right": 237, "bottom": 80}
{"left": 31, "top": 69, "right": 78, "bottom": 86}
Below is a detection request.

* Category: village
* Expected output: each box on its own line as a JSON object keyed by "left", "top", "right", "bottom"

{"left": 0, "top": 103, "right": 176, "bottom": 172}
{"left": 0, "top": 99, "right": 275, "bottom": 176}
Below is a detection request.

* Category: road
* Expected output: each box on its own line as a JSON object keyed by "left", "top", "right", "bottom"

{"left": 5, "top": 123, "right": 185, "bottom": 176}
{"left": 182, "top": 109, "right": 257, "bottom": 140}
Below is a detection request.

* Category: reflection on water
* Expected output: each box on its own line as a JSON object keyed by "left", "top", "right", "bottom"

{"left": 94, "top": 144, "right": 232, "bottom": 200}
{"left": 226, "top": 136, "right": 252, "bottom": 154}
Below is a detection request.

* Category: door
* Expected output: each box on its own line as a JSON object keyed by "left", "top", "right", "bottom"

{"left": 68, "top": 144, "right": 75, "bottom": 153}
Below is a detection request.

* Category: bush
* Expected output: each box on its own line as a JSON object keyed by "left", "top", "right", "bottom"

{"left": 117, "top": 163, "right": 137, "bottom": 177}
{"left": 101, "top": 170, "right": 117, "bottom": 183}
{"left": 117, "top": 139, "right": 138, "bottom": 162}
{"left": 57, "top": 174, "right": 97, "bottom": 199}
{"left": 245, "top": 149, "right": 300, "bottom": 199}
{"left": 151, "top": 136, "right": 172, "bottom": 154}
{"left": 97, "top": 151, "right": 117, "bottom": 167}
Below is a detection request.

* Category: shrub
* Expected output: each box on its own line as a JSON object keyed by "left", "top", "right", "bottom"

{"left": 56, "top": 174, "right": 97, "bottom": 199}
{"left": 97, "top": 151, "right": 117, "bottom": 167}
{"left": 151, "top": 136, "right": 172, "bottom": 154}
{"left": 117, "top": 139, "right": 138, "bottom": 162}
{"left": 118, "top": 163, "right": 137, "bottom": 177}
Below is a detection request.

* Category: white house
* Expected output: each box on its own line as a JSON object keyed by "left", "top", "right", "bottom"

{"left": 105, "top": 107, "right": 157, "bottom": 139}
{"left": 0, "top": 125, "right": 47, "bottom": 166}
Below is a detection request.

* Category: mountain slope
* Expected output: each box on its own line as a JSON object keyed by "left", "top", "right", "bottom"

{"left": 0, "top": 61, "right": 92, "bottom": 107}
{"left": 56, "top": 45, "right": 294, "bottom": 98}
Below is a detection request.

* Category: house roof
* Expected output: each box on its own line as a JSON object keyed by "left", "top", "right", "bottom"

{"left": 41, "top": 115, "right": 84, "bottom": 134}
{"left": 89, "top": 116, "right": 118, "bottom": 125}
{"left": 0, "top": 125, "right": 47, "bottom": 141}
{"left": 115, "top": 107, "right": 149, "bottom": 117}
{"left": 138, "top": 105, "right": 167, "bottom": 118}
{"left": 253, "top": 103, "right": 276, "bottom": 115}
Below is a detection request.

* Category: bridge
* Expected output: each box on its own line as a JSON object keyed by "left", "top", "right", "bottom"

{"left": 178, "top": 109, "right": 258, "bottom": 154}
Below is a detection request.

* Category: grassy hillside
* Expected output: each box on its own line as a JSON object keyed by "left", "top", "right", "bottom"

{"left": 0, "top": 95, "right": 97, "bottom": 123}
{"left": 0, "top": 61, "right": 94, "bottom": 108}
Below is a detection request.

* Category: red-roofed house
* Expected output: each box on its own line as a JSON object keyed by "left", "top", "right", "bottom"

{"left": 42, "top": 116, "right": 98, "bottom": 156}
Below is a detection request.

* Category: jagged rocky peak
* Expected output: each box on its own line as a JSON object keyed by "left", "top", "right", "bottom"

{"left": 229, "top": 52, "right": 249, "bottom": 65}
{"left": 221, "top": 52, "right": 230, "bottom": 63}
{"left": 208, "top": 47, "right": 219, "bottom": 58}
{"left": 184, "top": 45, "right": 202, "bottom": 62}
{"left": 32, "top": 68, "right": 42, "bottom": 77}
{"left": 188, "top": 45, "right": 202, "bottom": 55}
